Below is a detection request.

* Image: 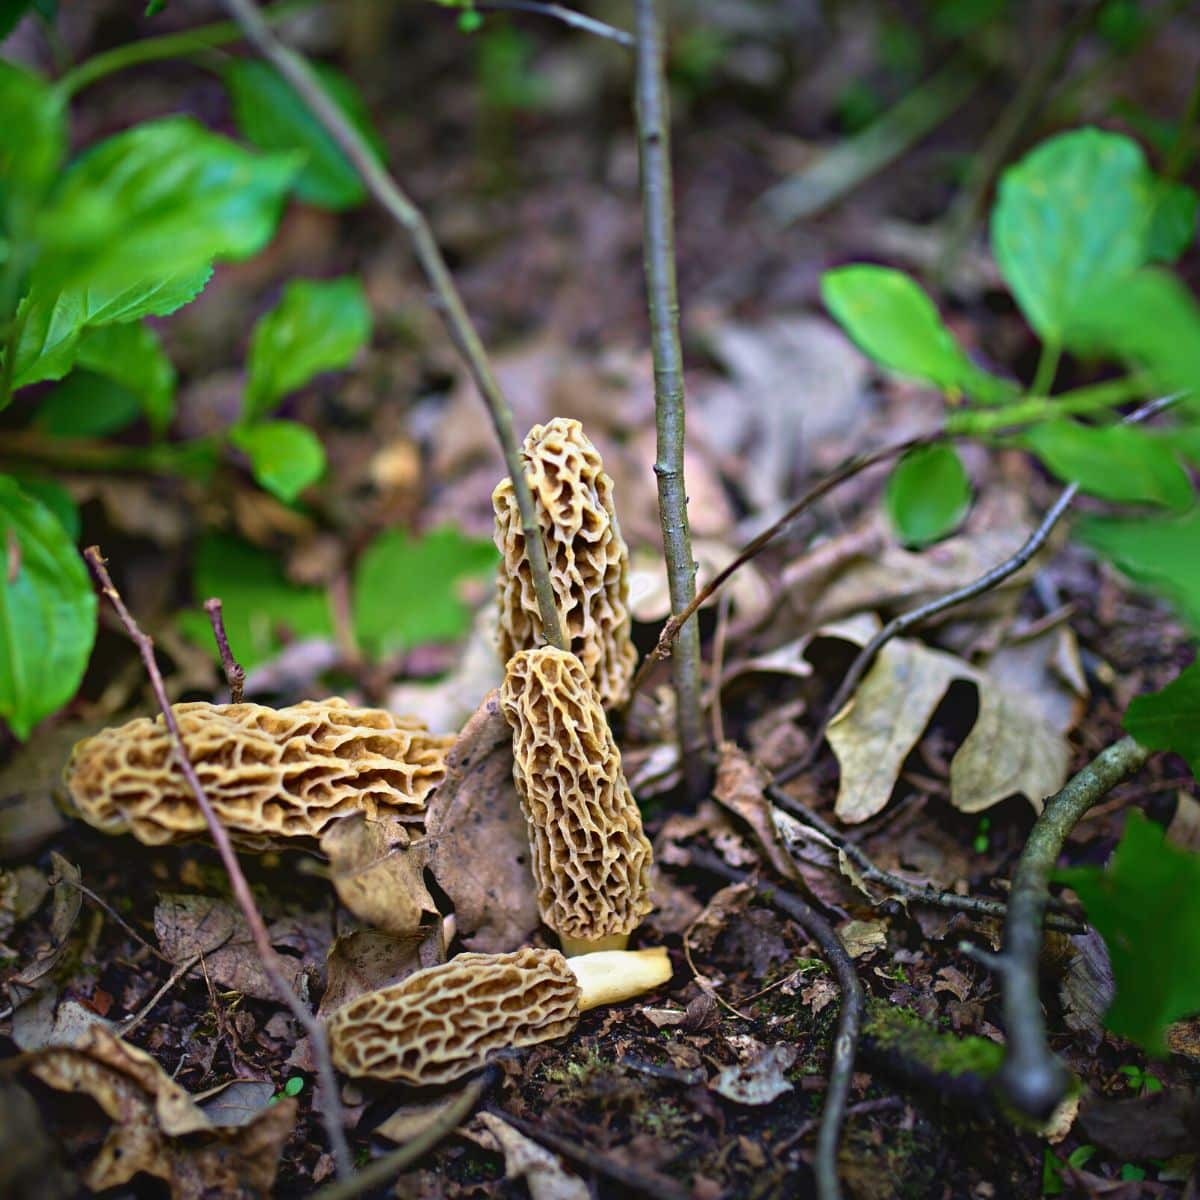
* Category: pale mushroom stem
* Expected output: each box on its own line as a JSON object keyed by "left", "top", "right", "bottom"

{"left": 566, "top": 947, "right": 672, "bottom": 1012}
{"left": 560, "top": 933, "right": 630, "bottom": 956}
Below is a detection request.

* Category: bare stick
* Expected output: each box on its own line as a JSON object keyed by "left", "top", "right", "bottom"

{"left": 633, "top": 0, "right": 706, "bottom": 794}
{"left": 312, "top": 1068, "right": 495, "bottom": 1200}
{"left": 50, "top": 871, "right": 172, "bottom": 962}
{"left": 980, "top": 735, "right": 1151, "bottom": 1120}
{"left": 477, "top": 1, "right": 633, "bottom": 46}
{"left": 686, "top": 846, "right": 863, "bottom": 1200}
{"left": 221, "top": 0, "right": 564, "bottom": 652}
{"left": 629, "top": 430, "right": 943, "bottom": 698}
{"left": 119, "top": 950, "right": 206, "bottom": 1037}
{"left": 789, "top": 393, "right": 1182, "bottom": 779}
{"left": 204, "top": 597, "right": 246, "bottom": 703}
{"left": 83, "top": 547, "right": 352, "bottom": 1180}
{"left": 766, "top": 783, "right": 1084, "bottom": 934}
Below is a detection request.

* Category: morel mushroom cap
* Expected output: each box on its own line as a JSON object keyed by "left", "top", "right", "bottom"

{"left": 66, "top": 699, "right": 454, "bottom": 850}
{"left": 493, "top": 417, "right": 637, "bottom": 708}
{"left": 327, "top": 945, "right": 670, "bottom": 1085}
{"left": 501, "top": 646, "right": 653, "bottom": 953}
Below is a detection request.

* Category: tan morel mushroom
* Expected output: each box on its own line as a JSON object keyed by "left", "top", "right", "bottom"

{"left": 493, "top": 417, "right": 637, "bottom": 708}
{"left": 501, "top": 646, "right": 653, "bottom": 954}
{"left": 327, "top": 945, "right": 670, "bottom": 1085}
{"left": 66, "top": 699, "right": 454, "bottom": 850}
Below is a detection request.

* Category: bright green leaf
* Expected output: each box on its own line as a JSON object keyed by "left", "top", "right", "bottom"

{"left": 0, "top": 59, "right": 64, "bottom": 210}
{"left": 282, "top": 1076, "right": 304, "bottom": 1097}
{"left": 225, "top": 61, "right": 384, "bottom": 211}
{"left": 0, "top": 475, "right": 96, "bottom": 739}
{"left": 73, "top": 321, "right": 176, "bottom": 432}
{"left": 10, "top": 474, "right": 79, "bottom": 540}
{"left": 1080, "top": 508, "right": 1200, "bottom": 632}
{"left": 821, "top": 266, "right": 1013, "bottom": 403}
{"left": 179, "top": 533, "right": 333, "bottom": 671}
{"left": 245, "top": 277, "right": 371, "bottom": 418}
{"left": 884, "top": 443, "right": 971, "bottom": 548}
{"left": 1024, "top": 420, "right": 1194, "bottom": 509}
{"left": 1124, "top": 657, "right": 1200, "bottom": 778}
{"left": 992, "top": 129, "right": 1152, "bottom": 341}
{"left": 1147, "top": 180, "right": 1197, "bottom": 264}
{"left": 34, "top": 372, "right": 142, "bottom": 438}
{"left": 352, "top": 525, "right": 497, "bottom": 660}
{"left": 231, "top": 420, "right": 326, "bottom": 503}
{"left": 1059, "top": 811, "right": 1200, "bottom": 1054}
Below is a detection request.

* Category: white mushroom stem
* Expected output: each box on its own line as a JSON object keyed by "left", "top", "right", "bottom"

{"left": 560, "top": 932, "right": 630, "bottom": 955}
{"left": 566, "top": 947, "right": 672, "bottom": 1012}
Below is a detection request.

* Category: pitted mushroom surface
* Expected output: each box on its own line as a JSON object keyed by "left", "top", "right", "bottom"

{"left": 66, "top": 699, "right": 454, "bottom": 849}
{"left": 493, "top": 417, "right": 637, "bottom": 708}
{"left": 501, "top": 646, "right": 653, "bottom": 952}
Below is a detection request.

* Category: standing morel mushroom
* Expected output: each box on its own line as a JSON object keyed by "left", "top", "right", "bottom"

{"left": 327, "top": 945, "right": 670, "bottom": 1085}
{"left": 493, "top": 417, "right": 637, "bottom": 708}
{"left": 66, "top": 699, "right": 454, "bottom": 849}
{"left": 501, "top": 646, "right": 653, "bottom": 953}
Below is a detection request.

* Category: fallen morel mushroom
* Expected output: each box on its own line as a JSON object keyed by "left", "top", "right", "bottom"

{"left": 66, "top": 699, "right": 454, "bottom": 849}
{"left": 327, "top": 945, "right": 671, "bottom": 1085}
{"left": 493, "top": 417, "right": 637, "bottom": 708}
{"left": 501, "top": 646, "right": 653, "bottom": 953}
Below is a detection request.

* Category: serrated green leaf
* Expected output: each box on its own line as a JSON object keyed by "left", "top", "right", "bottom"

{"left": 34, "top": 372, "right": 142, "bottom": 438}
{"left": 225, "top": 61, "right": 384, "bottom": 211}
{"left": 1079, "top": 508, "right": 1200, "bottom": 632}
{"left": 245, "top": 277, "right": 371, "bottom": 418}
{"left": 883, "top": 443, "right": 971, "bottom": 548}
{"left": 179, "top": 533, "right": 334, "bottom": 671}
{"left": 0, "top": 475, "right": 96, "bottom": 739}
{"left": 352, "top": 525, "right": 497, "bottom": 660}
{"left": 1124, "top": 657, "right": 1200, "bottom": 779}
{"left": 1147, "top": 180, "right": 1197, "bottom": 264}
{"left": 73, "top": 321, "right": 176, "bottom": 432}
{"left": 1058, "top": 810, "right": 1200, "bottom": 1054}
{"left": 821, "top": 266, "right": 1014, "bottom": 403}
{"left": 1024, "top": 419, "right": 1194, "bottom": 509}
{"left": 231, "top": 419, "right": 326, "bottom": 502}
{"left": 35, "top": 117, "right": 299, "bottom": 293}
{"left": 992, "top": 129, "right": 1152, "bottom": 341}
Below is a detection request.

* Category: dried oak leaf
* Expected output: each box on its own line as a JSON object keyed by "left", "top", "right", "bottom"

{"left": 23, "top": 1026, "right": 294, "bottom": 1198}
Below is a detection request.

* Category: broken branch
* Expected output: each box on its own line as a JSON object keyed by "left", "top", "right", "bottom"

{"left": 203, "top": 597, "right": 245, "bottom": 703}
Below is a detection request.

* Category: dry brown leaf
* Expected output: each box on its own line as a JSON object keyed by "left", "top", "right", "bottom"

{"left": 0, "top": 1079, "right": 72, "bottom": 1200}
{"left": 6, "top": 853, "right": 82, "bottom": 1011}
{"left": 476, "top": 1112, "right": 590, "bottom": 1200}
{"left": 23, "top": 1025, "right": 294, "bottom": 1198}
{"left": 319, "top": 926, "right": 441, "bottom": 1017}
{"left": 709, "top": 1043, "right": 797, "bottom": 1106}
{"left": 423, "top": 691, "right": 540, "bottom": 953}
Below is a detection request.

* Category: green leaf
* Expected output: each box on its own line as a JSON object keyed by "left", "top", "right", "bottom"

{"left": 1124, "top": 657, "right": 1200, "bottom": 778}
{"left": 34, "top": 371, "right": 142, "bottom": 438}
{"left": 352, "top": 525, "right": 497, "bottom": 660}
{"left": 992, "top": 129, "right": 1152, "bottom": 341}
{"left": 0, "top": 475, "right": 96, "bottom": 739}
{"left": 883, "top": 443, "right": 971, "bottom": 548}
{"left": 1147, "top": 180, "right": 1197, "bottom": 264}
{"left": 231, "top": 420, "right": 326, "bottom": 503}
{"left": 0, "top": 59, "right": 64, "bottom": 208}
{"left": 9, "top": 474, "right": 79, "bottom": 540}
{"left": 35, "top": 116, "right": 299, "bottom": 293}
{"left": 282, "top": 1076, "right": 304, "bottom": 1097}
{"left": 73, "top": 321, "right": 176, "bottom": 432}
{"left": 179, "top": 533, "right": 333, "bottom": 671}
{"left": 225, "top": 61, "right": 384, "bottom": 211}
{"left": 1023, "top": 420, "right": 1194, "bottom": 509}
{"left": 1079, "top": 508, "right": 1200, "bottom": 633}
{"left": 820, "top": 266, "right": 1014, "bottom": 403}
{"left": 1058, "top": 810, "right": 1200, "bottom": 1054}
{"left": 245, "top": 277, "right": 371, "bottom": 418}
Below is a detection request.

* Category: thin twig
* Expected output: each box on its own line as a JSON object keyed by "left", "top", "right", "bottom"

{"left": 685, "top": 846, "right": 863, "bottom": 1200}
{"left": 204, "top": 598, "right": 246, "bottom": 703}
{"left": 766, "top": 783, "right": 1085, "bottom": 934}
{"left": 477, "top": 1, "right": 633, "bottom": 46}
{"left": 83, "top": 547, "right": 352, "bottom": 1180}
{"left": 633, "top": 0, "right": 706, "bottom": 795}
{"left": 221, "top": 0, "right": 564, "bottom": 652}
{"left": 980, "top": 735, "right": 1151, "bottom": 1120}
{"left": 312, "top": 1069, "right": 495, "bottom": 1200}
{"left": 491, "top": 1110, "right": 694, "bottom": 1200}
{"left": 119, "top": 950, "right": 206, "bottom": 1037}
{"left": 788, "top": 393, "right": 1181, "bottom": 779}
{"left": 630, "top": 430, "right": 943, "bottom": 698}
{"left": 50, "top": 872, "right": 172, "bottom": 962}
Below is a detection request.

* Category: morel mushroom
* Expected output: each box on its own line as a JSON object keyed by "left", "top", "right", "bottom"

{"left": 66, "top": 699, "right": 454, "bottom": 850}
{"left": 501, "top": 646, "right": 653, "bottom": 954}
{"left": 493, "top": 417, "right": 637, "bottom": 708}
{"left": 327, "top": 945, "right": 670, "bottom": 1085}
